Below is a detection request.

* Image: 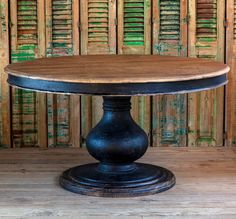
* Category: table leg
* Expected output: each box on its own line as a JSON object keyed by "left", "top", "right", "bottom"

{"left": 59, "top": 96, "right": 175, "bottom": 197}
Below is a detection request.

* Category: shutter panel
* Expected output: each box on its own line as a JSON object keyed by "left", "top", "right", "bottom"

{"left": 46, "top": 0, "right": 80, "bottom": 147}
{"left": 0, "top": 0, "right": 10, "bottom": 147}
{"left": 10, "top": 0, "right": 46, "bottom": 147}
{"left": 152, "top": 0, "right": 187, "bottom": 147}
{"left": 188, "top": 0, "right": 225, "bottom": 146}
{"left": 118, "top": 0, "right": 151, "bottom": 140}
{"left": 80, "top": 0, "right": 116, "bottom": 146}
{"left": 226, "top": 0, "right": 236, "bottom": 145}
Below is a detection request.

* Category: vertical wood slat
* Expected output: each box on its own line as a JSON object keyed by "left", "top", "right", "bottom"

{"left": 0, "top": 0, "right": 11, "bottom": 147}
{"left": 226, "top": 0, "right": 236, "bottom": 146}
{"left": 118, "top": 0, "right": 151, "bottom": 142}
{"left": 10, "top": 0, "right": 46, "bottom": 147}
{"left": 45, "top": 0, "right": 80, "bottom": 147}
{"left": 152, "top": 0, "right": 188, "bottom": 147}
{"left": 80, "top": 0, "right": 116, "bottom": 146}
{"left": 188, "top": 0, "right": 225, "bottom": 146}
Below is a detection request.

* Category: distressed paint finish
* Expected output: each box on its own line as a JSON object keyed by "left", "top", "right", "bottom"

{"left": 226, "top": 0, "right": 236, "bottom": 146}
{"left": 152, "top": 0, "right": 188, "bottom": 147}
{"left": 10, "top": 0, "right": 46, "bottom": 147}
{"left": 46, "top": 0, "right": 80, "bottom": 147}
{"left": 80, "top": 0, "right": 116, "bottom": 146}
{"left": 188, "top": 0, "right": 225, "bottom": 146}
{"left": 0, "top": 0, "right": 10, "bottom": 147}
{"left": 118, "top": 0, "right": 151, "bottom": 141}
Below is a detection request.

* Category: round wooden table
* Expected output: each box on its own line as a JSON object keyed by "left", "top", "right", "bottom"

{"left": 5, "top": 55, "right": 229, "bottom": 197}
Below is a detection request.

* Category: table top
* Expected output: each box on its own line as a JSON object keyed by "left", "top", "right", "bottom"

{"left": 5, "top": 55, "right": 229, "bottom": 96}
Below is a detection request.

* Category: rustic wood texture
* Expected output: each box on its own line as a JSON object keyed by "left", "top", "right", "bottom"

{"left": 188, "top": 0, "right": 225, "bottom": 147}
{"left": 0, "top": 147, "right": 236, "bottom": 217}
{"left": 152, "top": 0, "right": 188, "bottom": 147}
{"left": 0, "top": 0, "right": 11, "bottom": 147}
{"left": 5, "top": 55, "right": 229, "bottom": 83}
{"left": 80, "top": 0, "right": 116, "bottom": 146}
{"left": 10, "top": 0, "right": 44, "bottom": 147}
{"left": 45, "top": 0, "right": 80, "bottom": 147}
{"left": 226, "top": 0, "right": 236, "bottom": 146}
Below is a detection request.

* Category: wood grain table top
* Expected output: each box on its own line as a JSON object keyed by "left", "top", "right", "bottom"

{"left": 5, "top": 55, "right": 229, "bottom": 84}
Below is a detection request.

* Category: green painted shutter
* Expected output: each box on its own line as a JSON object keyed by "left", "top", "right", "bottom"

{"left": 80, "top": 0, "right": 116, "bottom": 146}
{"left": 188, "top": 0, "right": 225, "bottom": 146}
{"left": 10, "top": 0, "right": 39, "bottom": 147}
{"left": 152, "top": 0, "right": 187, "bottom": 147}
{"left": 46, "top": 0, "right": 80, "bottom": 147}
{"left": 118, "top": 0, "right": 151, "bottom": 141}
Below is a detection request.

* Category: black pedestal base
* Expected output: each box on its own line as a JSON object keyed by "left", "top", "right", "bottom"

{"left": 59, "top": 163, "right": 175, "bottom": 197}
{"left": 59, "top": 96, "right": 176, "bottom": 197}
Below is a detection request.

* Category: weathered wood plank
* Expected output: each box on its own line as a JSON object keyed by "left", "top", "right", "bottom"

{"left": 226, "top": 0, "right": 236, "bottom": 146}
{"left": 0, "top": 0, "right": 11, "bottom": 147}
{"left": 0, "top": 147, "right": 235, "bottom": 217}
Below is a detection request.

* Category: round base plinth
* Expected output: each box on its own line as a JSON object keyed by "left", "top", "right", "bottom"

{"left": 59, "top": 163, "right": 175, "bottom": 197}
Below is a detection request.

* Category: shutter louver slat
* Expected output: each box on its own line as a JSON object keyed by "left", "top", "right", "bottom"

{"left": 124, "top": 0, "right": 144, "bottom": 46}
{"left": 88, "top": 0, "right": 109, "bottom": 46}
{"left": 50, "top": 0, "right": 73, "bottom": 55}
{"left": 196, "top": 0, "right": 217, "bottom": 59}
{"left": 159, "top": 0, "right": 180, "bottom": 41}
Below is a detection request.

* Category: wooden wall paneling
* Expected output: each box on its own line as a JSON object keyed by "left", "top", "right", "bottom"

{"left": 46, "top": 0, "right": 80, "bottom": 147}
{"left": 188, "top": 0, "right": 225, "bottom": 146}
{"left": 152, "top": 0, "right": 188, "bottom": 147}
{"left": 10, "top": 0, "right": 46, "bottom": 147}
{"left": 80, "top": 0, "right": 116, "bottom": 146}
{"left": 226, "top": 0, "right": 236, "bottom": 146}
{"left": 118, "top": 0, "right": 151, "bottom": 141}
{"left": 0, "top": 0, "right": 11, "bottom": 147}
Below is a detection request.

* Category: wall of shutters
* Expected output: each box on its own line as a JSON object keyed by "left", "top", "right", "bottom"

{"left": 152, "top": 0, "right": 188, "bottom": 147}
{"left": 188, "top": 0, "right": 225, "bottom": 146}
{"left": 1, "top": 0, "right": 234, "bottom": 148}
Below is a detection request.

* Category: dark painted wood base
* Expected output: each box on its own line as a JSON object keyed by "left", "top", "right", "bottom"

{"left": 59, "top": 96, "right": 175, "bottom": 197}
{"left": 60, "top": 163, "right": 175, "bottom": 197}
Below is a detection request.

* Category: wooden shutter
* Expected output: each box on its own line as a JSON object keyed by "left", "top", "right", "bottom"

{"left": 46, "top": 0, "right": 80, "bottom": 147}
{"left": 80, "top": 0, "right": 116, "bottom": 146}
{"left": 152, "top": 0, "right": 188, "bottom": 147}
{"left": 0, "top": 0, "right": 10, "bottom": 147}
{"left": 118, "top": 0, "right": 151, "bottom": 140}
{"left": 188, "top": 0, "right": 225, "bottom": 146}
{"left": 226, "top": 0, "right": 236, "bottom": 146}
{"left": 10, "top": 0, "right": 46, "bottom": 147}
